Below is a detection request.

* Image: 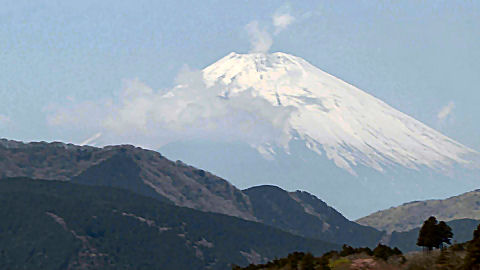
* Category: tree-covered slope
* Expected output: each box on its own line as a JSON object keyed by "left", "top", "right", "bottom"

{"left": 71, "top": 151, "right": 171, "bottom": 204}
{"left": 244, "top": 185, "right": 384, "bottom": 247}
{"left": 0, "top": 178, "right": 339, "bottom": 270}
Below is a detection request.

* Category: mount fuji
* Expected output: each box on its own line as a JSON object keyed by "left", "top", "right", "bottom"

{"left": 160, "top": 52, "right": 480, "bottom": 219}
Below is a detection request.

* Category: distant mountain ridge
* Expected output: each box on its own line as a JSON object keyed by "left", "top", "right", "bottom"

{"left": 3, "top": 138, "right": 480, "bottom": 256}
{"left": 0, "top": 138, "right": 383, "bottom": 247}
{"left": 0, "top": 139, "right": 256, "bottom": 221}
{"left": 357, "top": 189, "right": 480, "bottom": 232}
{"left": 0, "top": 138, "right": 106, "bottom": 181}
{"left": 160, "top": 52, "right": 479, "bottom": 219}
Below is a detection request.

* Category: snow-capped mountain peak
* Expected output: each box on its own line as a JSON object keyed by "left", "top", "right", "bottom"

{"left": 202, "top": 52, "right": 478, "bottom": 175}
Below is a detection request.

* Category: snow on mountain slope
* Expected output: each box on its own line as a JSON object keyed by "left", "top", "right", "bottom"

{"left": 202, "top": 52, "right": 477, "bottom": 175}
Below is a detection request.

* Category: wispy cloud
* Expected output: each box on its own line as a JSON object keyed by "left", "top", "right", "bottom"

{"left": 47, "top": 70, "right": 296, "bottom": 150}
{"left": 245, "top": 21, "right": 273, "bottom": 54}
{"left": 245, "top": 5, "right": 296, "bottom": 53}
{"left": 49, "top": 4, "right": 301, "bottom": 149}
{"left": 272, "top": 12, "right": 295, "bottom": 34}
{"left": 437, "top": 101, "right": 455, "bottom": 121}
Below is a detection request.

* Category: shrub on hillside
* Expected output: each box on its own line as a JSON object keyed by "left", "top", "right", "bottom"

{"left": 464, "top": 224, "right": 480, "bottom": 270}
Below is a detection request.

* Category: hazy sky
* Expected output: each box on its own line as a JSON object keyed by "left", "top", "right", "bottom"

{"left": 1, "top": 0, "right": 479, "bottom": 152}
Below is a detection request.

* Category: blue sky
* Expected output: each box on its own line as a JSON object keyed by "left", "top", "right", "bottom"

{"left": 1, "top": 0, "right": 479, "bottom": 151}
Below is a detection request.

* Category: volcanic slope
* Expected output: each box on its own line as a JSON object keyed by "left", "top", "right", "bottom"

{"left": 201, "top": 52, "right": 478, "bottom": 174}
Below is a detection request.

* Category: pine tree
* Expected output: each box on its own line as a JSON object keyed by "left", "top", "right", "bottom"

{"left": 437, "top": 221, "right": 453, "bottom": 249}
{"left": 417, "top": 216, "right": 453, "bottom": 251}
{"left": 417, "top": 216, "right": 438, "bottom": 251}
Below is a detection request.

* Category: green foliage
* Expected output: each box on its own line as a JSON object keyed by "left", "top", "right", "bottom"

{"left": 328, "top": 257, "right": 351, "bottom": 268}
{"left": 339, "top": 244, "right": 373, "bottom": 257}
{"left": 232, "top": 251, "right": 329, "bottom": 270}
{"left": 372, "top": 243, "right": 402, "bottom": 261}
{"left": 233, "top": 243, "right": 404, "bottom": 269}
{"left": 417, "top": 216, "right": 453, "bottom": 251}
{"left": 339, "top": 244, "right": 355, "bottom": 257}
{"left": 234, "top": 240, "right": 473, "bottom": 270}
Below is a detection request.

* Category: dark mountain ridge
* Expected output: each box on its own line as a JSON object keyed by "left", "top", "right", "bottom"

{"left": 1, "top": 138, "right": 384, "bottom": 247}
{"left": 0, "top": 177, "right": 339, "bottom": 269}
{"left": 0, "top": 139, "right": 256, "bottom": 221}
{"left": 2, "top": 138, "right": 479, "bottom": 257}
{"left": 244, "top": 185, "right": 384, "bottom": 247}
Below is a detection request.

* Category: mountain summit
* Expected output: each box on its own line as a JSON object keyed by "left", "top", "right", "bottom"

{"left": 202, "top": 52, "right": 477, "bottom": 175}
{"left": 161, "top": 52, "right": 479, "bottom": 218}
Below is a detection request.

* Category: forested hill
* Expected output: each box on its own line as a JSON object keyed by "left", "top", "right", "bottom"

{"left": 0, "top": 178, "right": 338, "bottom": 270}
{"left": 0, "top": 139, "right": 385, "bottom": 247}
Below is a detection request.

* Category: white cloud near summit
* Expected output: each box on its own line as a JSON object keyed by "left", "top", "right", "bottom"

{"left": 245, "top": 5, "right": 296, "bottom": 53}
{"left": 273, "top": 12, "right": 295, "bottom": 34}
{"left": 245, "top": 21, "right": 273, "bottom": 54}
{"left": 49, "top": 5, "right": 301, "bottom": 148}
{"left": 47, "top": 69, "right": 295, "bottom": 150}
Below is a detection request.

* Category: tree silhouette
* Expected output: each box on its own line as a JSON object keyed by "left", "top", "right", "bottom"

{"left": 416, "top": 216, "right": 453, "bottom": 251}
{"left": 437, "top": 221, "right": 453, "bottom": 249}
{"left": 417, "top": 216, "right": 437, "bottom": 251}
{"left": 372, "top": 244, "right": 402, "bottom": 261}
{"left": 339, "top": 244, "right": 355, "bottom": 257}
